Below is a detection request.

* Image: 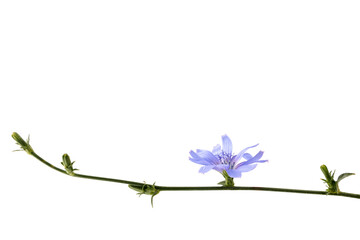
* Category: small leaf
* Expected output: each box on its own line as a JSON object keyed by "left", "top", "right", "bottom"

{"left": 217, "top": 181, "right": 226, "bottom": 186}
{"left": 331, "top": 170, "right": 336, "bottom": 179}
{"left": 128, "top": 184, "right": 144, "bottom": 193}
{"left": 337, "top": 173, "right": 355, "bottom": 183}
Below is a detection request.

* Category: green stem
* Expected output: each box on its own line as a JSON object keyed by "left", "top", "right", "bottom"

{"left": 157, "top": 186, "right": 360, "bottom": 199}
{"left": 29, "top": 152, "right": 360, "bottom": 200}
{"left": 31, "top": 152, "right": 144, "bottom": 186}
{"left": 32, "top": 152, "right": 67, "bottom": 174}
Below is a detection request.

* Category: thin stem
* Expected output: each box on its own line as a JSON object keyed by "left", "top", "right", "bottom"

{"left": 73, "top": 173, "right": 143, "bottom": 186}
{"left": 156, "top": 186, "right": 360, "bottom": 199}
{"left": 29, "top": 152, "right": 360, "bottom": 200}
{"left": 32, "top": 152, "right": 67, "bottom": 174}
{"left": 31, "top": 152, "right": 144, "bottom": 186}
{"left": 158, "top": 186, "right": 360, "bottom": 199}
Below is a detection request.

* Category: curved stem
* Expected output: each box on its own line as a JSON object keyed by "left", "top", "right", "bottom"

{"left": 32, "top": 152, "right": 67, "bottom": 174}
{"left": 29, "top": 152, "right": 360, "bottom": 200}
{"left": 31, "top": 152, "right": 144, "bottom": 186}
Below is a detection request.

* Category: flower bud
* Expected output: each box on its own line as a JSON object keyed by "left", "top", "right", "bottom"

{"left": 319, "top": 164, "right": 353, "bottom": 194}
{"left": 320, "top": 165, "right": 332, "bottom": 182}
{"left": 129, "top": 182, "right": 160, "bottom": 207}
{"left": 12, "top": 132, "right": 34, "bottom": 154}
{"left": 129, "top": 183, "right": 159, "bottom": 196}
{"left": 61, "top": 154, "right": 78, "bottom": 176}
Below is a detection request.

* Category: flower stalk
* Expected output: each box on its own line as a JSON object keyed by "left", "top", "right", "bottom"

{"left": 11, "top": 132, "right": 360, "bottom": 206}
{"left": 218, "top": 170, "right": 234, "bottom": 187}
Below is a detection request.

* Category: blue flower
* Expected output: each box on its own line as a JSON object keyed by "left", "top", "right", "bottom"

{"left": 189, "top": 135, "right": 268, "bottom": 178}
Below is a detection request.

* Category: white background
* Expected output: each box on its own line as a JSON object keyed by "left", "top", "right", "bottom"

{"left": 1, "top": 1, "right": 360, "bottom": 239}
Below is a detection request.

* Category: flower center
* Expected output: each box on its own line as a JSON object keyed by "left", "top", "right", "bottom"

{"left": 217, "top": 151, "right": 235, "bottom": 167}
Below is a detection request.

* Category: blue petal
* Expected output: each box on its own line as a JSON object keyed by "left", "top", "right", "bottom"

{"left": 213, "top": 164, "right": 228, "bottom": 172}
{"left": 195, "top": 150, "right": 220, "bottom": 164}
{"left": 227, "top": 164, "right": 258, "bottom": 177}
{"left": 238, "top": 151, "right": 266, "bottom": 166}
{"left": 212, "top": 144, "right": 222, "bottom": 155}
{"left": 199, "top": 165, "right": 215, "bottom": 173}
{"left": 235, "top": 164, "right": 257, "bottom": 172}
{"left": 232, "top": 144, "right": 259, "bottom": 164}
{"left": 226, "top": 169, "right": 242, "bottom": 178}
{"left": 189, "top": 150, "right": 213, "bottom": 165}
{"left": 222, "top": 135, "right": 233, "bottom": 154}
{"left": 243, "top": 153, "right": 253, "bottom": 160}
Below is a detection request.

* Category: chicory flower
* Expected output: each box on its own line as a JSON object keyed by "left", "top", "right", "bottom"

{"left": 189, "top": 135, "right": 267, "bottom": 180}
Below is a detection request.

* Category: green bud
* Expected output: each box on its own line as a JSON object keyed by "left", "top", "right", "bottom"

{"left": 320, "top": 164, "right": 355, "bottom": 194}
{"left": 320, "top": 165, "right": 331, "bottom": 181}
{"left": 320, "top": 164, "right": 337, "bottom": 193}
{"left": 61, "top": 154, "right": 78, "bottom": 176}
{"left": 129, "top": 183, "right": 159, "bottom": 196}
{"left": 12, "top": 132, "right": 34, "bottom": 154}
{"left": 129, "top": 182, "right": 160, "bottom": 207}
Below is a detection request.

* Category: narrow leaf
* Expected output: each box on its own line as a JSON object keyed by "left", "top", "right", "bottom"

{"left": 217, "top": 181, "right": 226, "bottom": 186}
{"left": 337, "top": 173, "right": 355, "bottom": 183}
